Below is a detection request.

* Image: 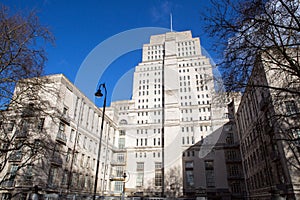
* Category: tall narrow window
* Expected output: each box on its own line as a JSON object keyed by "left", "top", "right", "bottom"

{"left": 66, "top": 148, "right": 72, "bottom": 162}
{"left": 58, "top": 122, "right": 65, "bottom": 133}
{"left": 37, "top": 118, "right": 45, "bottom": 131}
{"left": 205, "top": 160, "right": 215, "bottom": 187}
{"left": 155, "top": 162, "right": 162, "bottom": 186}
{"left": 118, "top": 138, "right": 125, "bottom": 149}
{"left": 9, "top": 164, "right": 18, "bottom": 181}
{"left": 70, "top": 129, "right": 75, "bottom": 142}
{"left": 77, "top": 133, "right": 81, "bottom": 146}
{"left": 185, "top": 161, "right": 194, "bottom": 186}
{"left": 136, "top": 162, "right": 144, "bottom": 187}
{"left": 48, "top": 167, "right": 57, "bottom": 186}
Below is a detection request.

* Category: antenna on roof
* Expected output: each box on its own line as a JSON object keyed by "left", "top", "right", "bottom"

{"left": 170, "top": 13, "right": 173, "bottom": 32}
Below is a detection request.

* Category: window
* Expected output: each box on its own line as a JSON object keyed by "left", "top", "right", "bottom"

{"left": 37, "top": 118, "right": 45, "bottom": 131}
{"left": 114, "top": 181, "right": 123, "bottom": 192}
{"left": 21, "top": 120, "right": 28, "bottom": 135}
{"left": 62, "top": 170, "right": 68, "bottom": 185}
{"left": 74, "top": 97, "right": 80, "bottom": 118}
{"left": 285, "top": 101, "right": 298, "bottom": 115}
{"left": 185, "top": 161, "right": 193, "bottom": 168}
{"left": 231, "top": 182, "right": 242, "bottom": 193}
{"left": 118, "top": 138, "right": 125, "bottom": 149}
{"left": 155, "top": 162, "right": 162, "bottom": 186}
{"left": 83, "top": 136, "right": 87, "bottom": 149}
{"left": 291, "top": 128, "right": 300, "bottom": 144}
{"left": 226, "top": 150, "right": 237, "bottom": 160}
{"left": 70, "top": 129, "right": 75, "bottom": 142}
{"left": 116, "top": 166, "right": 124, "bottom": 177}
{"left": 186, "top": 170, "right": 194, "bottom": 186}
{"left": 66, "top": 148, "right": 72, "bottom": 162}
{"left": 89, "top": 139, "right": 92, "bottom": 151}
{"left": 94, "top": 142, "right": 97, "bottom": 154}
{"left": 226, "top": 132, "right": 234, "bottom": 144}
{"left": 117, "top": 153, "right": 125, "bottom": 163}
{"left": 48, "top": 167, "right": 57, "bottom": 186}
{"left": 63, "top": 107, "right": 68, "bottom": 115}
{"left": 77, "top": 133, "right": 81, "bottom": 146}
{"left": 10, "top": 164, "right": 18, "bottom": 178}
{"left": 80, "top": 154, "right": 85, "bottom": 167}
{"left": 205, "top": 161, "right": 215, "bottom": 187}
{"left": 2, "top": 193, "right": 12, "bottom": 200}
{"left": 136, "top": 162, "right": 144, "bottom": 187}
{"left": 229, "top": 164, "right": 240, "bottom": 177}
{"left": 92, "top": 158, "right": 96, "bottom": 169}
{"left": 74, "top": 153, "right": 78, "bottom": 165}
{"left": 86, "top": 156, "right": 90, "bottom": 168}
{"left": 119, "top": 119, "right": 127, "bottom": 125}
{"left": 119, "top": 130, "right": 126, "bottom": 136}
{"left": 25, "top": 165, "right": 32, "bottom": 180}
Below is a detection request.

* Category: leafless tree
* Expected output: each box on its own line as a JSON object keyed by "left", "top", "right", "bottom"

{"left": 203, "top": 0, "right": 300, "bottom": 93}
{"left": 203, "top": 0, "right": 300, "bottom": 194}
{"left": 0, "top": 4, "right": 58, "bottom": 197}
{"left": 0, "top": 4, "right": 53, "bottom": 108}
{"left": 144, "top": 166, "right": 182, "bottom": 198}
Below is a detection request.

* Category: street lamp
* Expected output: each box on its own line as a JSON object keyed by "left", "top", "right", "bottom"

{"left": 122, "top": 172, "right": 127, "bottom": 200}
{"left": 93, "top": 83, "right": 107, "bottom": 200}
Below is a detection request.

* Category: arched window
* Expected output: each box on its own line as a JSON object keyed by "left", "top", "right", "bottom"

{"left": 119, "top": 119, "right": 127, "bottom": 125}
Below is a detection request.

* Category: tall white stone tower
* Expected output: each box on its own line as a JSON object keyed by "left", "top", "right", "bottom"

{"left": 110, "top": 31, "right": 216, "bottom": 196}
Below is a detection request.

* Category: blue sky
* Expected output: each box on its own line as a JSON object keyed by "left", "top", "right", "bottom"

{"left": 1, "top": 0, "right": 217, "bottom": 106}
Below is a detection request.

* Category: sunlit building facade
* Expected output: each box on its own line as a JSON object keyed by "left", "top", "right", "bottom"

{"left": 110, "top": 31, "right": 219, "bottom": 197}
{"left": 0, "top": 74, "right": 121, "bottom": 199}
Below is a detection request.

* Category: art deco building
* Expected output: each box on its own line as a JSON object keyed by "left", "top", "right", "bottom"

{"left": 235, "top": 51, "right": 300, "bottom": 199}
{"left": 109, "top": 30, "right": 224, "bottom": 197}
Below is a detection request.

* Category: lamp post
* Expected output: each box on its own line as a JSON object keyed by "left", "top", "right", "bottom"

{"left": 93, "top": 83, "right": 107, "bottom": 200}
{"left": 122, "top": 172, "right": 127, "bottom": 200}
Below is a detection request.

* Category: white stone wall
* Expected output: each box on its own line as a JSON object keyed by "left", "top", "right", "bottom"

{"left": 112, "top": 31, "right": 222, "bottom": 195}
